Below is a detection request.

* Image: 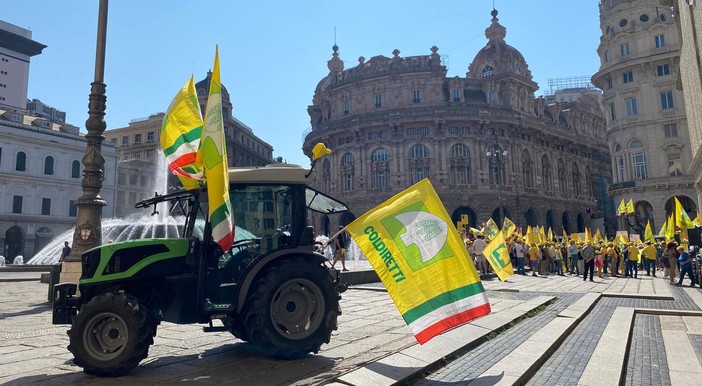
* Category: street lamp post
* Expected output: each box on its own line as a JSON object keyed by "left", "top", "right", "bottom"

{"left": 487, "top": 146, "right": 509, "bottom": 226}
{"left": 61, "top": 0, "right": 109, "bottom": 283}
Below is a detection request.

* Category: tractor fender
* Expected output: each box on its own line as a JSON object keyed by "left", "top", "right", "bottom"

{"left": 235, "top": 248, "right": 327, "bottom": 314}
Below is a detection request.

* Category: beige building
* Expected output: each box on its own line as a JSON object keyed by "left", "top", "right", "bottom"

{"left": 105, "top": 72, "right": 274, "bottom": 217}
{"left": 0, "top": 20, "right": 45, "bottom": 110}
{"left": 304, "top": 9, "right": 612, "bottom": 237}
{"left": 666, "top": 1, "right": 702, "bottom": 220}
{"left": 592, "top": 0, "right": 697, "bottom": 235}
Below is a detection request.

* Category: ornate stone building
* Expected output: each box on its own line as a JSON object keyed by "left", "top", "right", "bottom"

{"left": 303, "top": 10, "right": 612, "bottom": 237}
{"left": 592, "top": 0, "right": 697, "bottom": 235}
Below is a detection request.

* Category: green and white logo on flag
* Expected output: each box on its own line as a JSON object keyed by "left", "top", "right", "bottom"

{"left": 381, "top": 201, "right": 453, "bottom": 271}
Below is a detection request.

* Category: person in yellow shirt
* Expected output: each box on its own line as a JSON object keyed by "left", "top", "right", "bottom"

{"left": 642, "top": 241, "right": 658, "bottom": 277}
{"left": 528, "top": 243, "right": 541, "bottom": 277}
{"left": 624, "top": 243, "right": 640, "bottom": 278}
{"left": 605, "top": 243, "right": 618, "bottom": 278}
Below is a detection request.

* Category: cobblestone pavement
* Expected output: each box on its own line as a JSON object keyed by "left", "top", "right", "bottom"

{"left": 413, "top": 280, "right": 701, "bottom": 386}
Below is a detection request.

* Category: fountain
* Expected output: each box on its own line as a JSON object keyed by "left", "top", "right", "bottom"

{"left": 27, "top": 151, "right": 177, "bottom": 266}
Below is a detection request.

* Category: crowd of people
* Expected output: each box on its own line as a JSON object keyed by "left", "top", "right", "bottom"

{"left": 464, "top": 234, "right": 699, "bottom": 287}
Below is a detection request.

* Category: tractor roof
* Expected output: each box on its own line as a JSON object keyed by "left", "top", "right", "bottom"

{"left": 228, "top": 164, "right": 312, "bottom": 185}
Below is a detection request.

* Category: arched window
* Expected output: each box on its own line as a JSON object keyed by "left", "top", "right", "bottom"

{"left": 572, "top": 163, "right": 582, "bottom": 195}
{"left": 488, "top": 145, "right": 507, "bottom": 185}
{"left": 370, "top": 148, "right": 390, "bottom": 188}
{"left": 449, "top": 143, "right": 471, "bottom": 185}
{"left": 340, "top": 152, "right": 355, "bottom": 191}
{"left": 541, "top": 155, "right": 552, "bottom": 192}
{"left": 15, "top": 151, "right": 26, "bottom": 172}
{"left": 481, "top": 65, "right": 494, "bottom": 78}
{"left": 71, "top": 160, "right": 81, "bottom": 178}
{"left": 558, "top": 159, "right": 567, "bottom": 194}
{"left": 522, "top": 150, "right": 534, "bottom": 188}
{"left": 408, "top": 144, "right": 429, "bottom": 184}
{"left": 630, "top": 140, "right": 647, "bottom": 179}
{"left": 321, "top": 159, "right": 331, "bottom": 192}
{"left": 44, "top": 156, "right": 54, "bottom": 175}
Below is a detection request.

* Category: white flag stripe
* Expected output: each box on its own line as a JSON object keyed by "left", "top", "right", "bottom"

{"left": 407, "top": 292, "right": 490, "bottom": 335}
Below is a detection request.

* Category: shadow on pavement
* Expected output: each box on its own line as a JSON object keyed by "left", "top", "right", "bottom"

{"left": 0, "top": 303, "right": 51, "bottom": 320}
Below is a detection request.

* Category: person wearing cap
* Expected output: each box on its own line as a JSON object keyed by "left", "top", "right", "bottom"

{"left": 642, "top": 241, "right": 658, "bottom": 277}
{"left": 676, "top": 246, "right": 696, "bottom": 287}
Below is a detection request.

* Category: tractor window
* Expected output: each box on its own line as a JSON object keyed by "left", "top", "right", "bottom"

{"left": 230, "top": 184, "right": 294, "bottom": 254}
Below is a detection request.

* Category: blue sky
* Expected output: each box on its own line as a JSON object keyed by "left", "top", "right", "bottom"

{"left": 4, "top": 0, "right": 602, "bottom": 166}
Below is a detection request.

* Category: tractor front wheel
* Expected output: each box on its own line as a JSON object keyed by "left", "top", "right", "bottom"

{"left": 243, "top": 257, "right": 341, "bottom": 358}
{"left": 67, "top": 293, "right": 155, "bottom": 376}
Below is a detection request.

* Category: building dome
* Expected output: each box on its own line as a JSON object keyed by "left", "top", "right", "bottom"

{"left": 467, "top": 9, "right": 533, "bottom": 82}
{"left": 195, "top": 70, "right": 230, "bottom": 101}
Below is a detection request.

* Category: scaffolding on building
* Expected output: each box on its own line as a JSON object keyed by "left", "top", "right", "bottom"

{"left": 547, "top": 76, "right": 597, "bottom": 95}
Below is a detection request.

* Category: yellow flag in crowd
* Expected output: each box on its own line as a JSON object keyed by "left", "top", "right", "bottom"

{"left": 485, "top": 218, "right": 500, "bottom": 239}
{"left": 659, "top": 218, "right": 668, "bottom": 236}
{"left": 482, "top": 232, "right": 513, "bottom": 281}
{"left": 502, "top": 217, "right": 516, "bottom": 238}
{"left": 594, "top": 228, "right": 602, "bottom": 243}
{"left": 539, "top": 226, "right": 547, "bottom": 243}
{"left": 345, "top": 179, "right": 490, "bottom": 344}
{"left": 525, "top": 226, "right": 537, "bottom": 245}
{"left": 616, "top": 199, "right": 626, "bottom": 215}
{"left": 547, "top": 227, "right": 554, "bottom": 242}
{"left": 665, "top": 213, "right": 676, "bottom": 240}
{"left": 644, "top": 220, "right": 653, "bottom": 242}
{"left": 675, "top": 197, "right": 694, "bottom": 229}
{"left": 562, "top": 229, "right": 568, "bottom": 242}
{"left": 694, "top": 212, "right": 702, "bottom": 228}
{"left": 585, "top": 227, "right": 592, "bottom": 243}
{"left": 626, "top": 199, "right": 635, "bottom": 214}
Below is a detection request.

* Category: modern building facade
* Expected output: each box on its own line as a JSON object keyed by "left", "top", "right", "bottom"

{"left": 666, "top": 1, "right": 702, "bottom": 215}
{"left": 0, "top": 106, "right": 118, "bottom": 261}
{"left": 0, "top": 20, "right": 45, "bottom": 110}
{"left": 592, "top": 0, "right": 697, "bottom": 235}
{"left": 304, "top": 9, "right": 612, "bottom": 237}
{"left": 104, "top": 72, "right": 275, "bottom": 217}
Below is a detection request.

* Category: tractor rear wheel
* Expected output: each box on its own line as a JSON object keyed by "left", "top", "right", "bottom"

{"left": 243, "top": 257, "right": 340, "bottom": 358}
{"left": 67, "top": 293, "right": 155, "bottom": 376}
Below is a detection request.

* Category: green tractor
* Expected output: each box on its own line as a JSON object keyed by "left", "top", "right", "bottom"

{"left": 52, "top": 163, "right": 349, "bottom": 376}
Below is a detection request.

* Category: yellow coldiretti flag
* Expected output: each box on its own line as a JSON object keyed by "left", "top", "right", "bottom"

{"left": 626, "top": 199, "right": 635, "bottom": 214}
{"left": 482, "top": 232, "right": 513, "bottom": 281}
{"left": 160, "top": 75, "right": 204, "bottom": 189}
{"left": 562, "top": 229, "right": 568, "bottom": 243}
{"left": 644, "top": 220, "right": 653, "bottom": 242}
{"left": 485, "top": 218, "right": 500, "bottom": 239}
{"left": 345, "top": 179, "right": 490, "bottom": 344}
{"left": 198, "top": 46, "right": 234, "bottom": 252}
{"left": 675, "top": 197, "right": 694, "bottom": 229}
{"left": 616, "top": 199, "right": 626, "bottom": 215}
{"left": 502, "top": 217, "right": 516, "bottom": 238}
{"left": 547, "top": 227, "right": 554, "bottom": 242}
{"left": 571, "top": 232, "right": 582, "bottom": 243}
{"left": 585, "top": 227, "right": 592, "bottom": 243}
